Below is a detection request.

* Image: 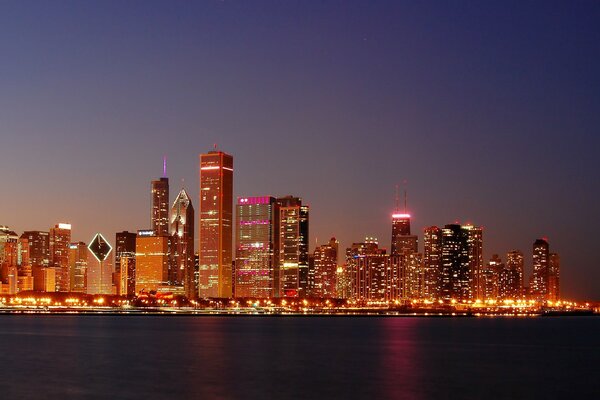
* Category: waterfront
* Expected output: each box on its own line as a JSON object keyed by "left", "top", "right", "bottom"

{"left": 0, "top": 316, "right": 598, "bottom": 399}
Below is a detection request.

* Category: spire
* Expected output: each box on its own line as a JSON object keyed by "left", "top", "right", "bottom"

{"left": 163, "top": 156, "right": 167, "bottom": 178}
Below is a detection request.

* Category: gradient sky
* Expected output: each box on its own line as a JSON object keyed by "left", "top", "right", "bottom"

{"left": 1, "top": 1, "right": 599, "bottom": 299}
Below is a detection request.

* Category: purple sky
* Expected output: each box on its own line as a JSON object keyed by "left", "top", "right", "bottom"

{"left": 1, "top": 1, "right": 599, "bottom": 299}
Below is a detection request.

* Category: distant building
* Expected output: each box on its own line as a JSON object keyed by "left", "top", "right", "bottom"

{"left": 391, "top": 213, "right": 418, "bottom": 255}
{"left": 198, "top": 150, "right": 233, "bottom": 298}
{"left": 135, "top": 230, "right": 169, "bottom": 294}
{"left": 499, "top": 250, "right": 524, "bottom": 300}
{"left": 423, "top": 226, "right": 442, "bottom": 299}
{"left": 530, "top": 238, "right": 550, "bottom": 301}
{"left": 312, "top": 238, "right": 339, "bottom": 299}
{"left": 548, "top": 253, "right": 560, "bottom": 302}
{"left": 86, "top": 233, "right": 113, "bottom": 295}
{"left": 276, "top": 196, "right": 309, "bottom": 298}
{"left": 115, "top": 231, "right": 137, "bottom": 296}
{"left": 480, "top": 254, "right": 501, "bottom": 300}
{"left": 69, "top": 242, "right": 87, "bottom": 293}
{"left": 20, "top": 231, "right": 50, "bottom": 268}
{"left": 235, "top": 196, "right": 276, "bottom": 298}
{"left": 464, "top": 225, "right": 483, "bottom": 301}
{"left": 50, "top": 223, "right": 72, "bottom": 292}
{"left": 347, "top": 238, "right": 389, "bottom": 301}
{"left": 170, "top": 189, "right": 195, "bottom": 299}
{"left": 440, "top": 224, "right": 471, "bottom": 301}
{"left": 151, "top": 177, "right": 170, "bottom": 236}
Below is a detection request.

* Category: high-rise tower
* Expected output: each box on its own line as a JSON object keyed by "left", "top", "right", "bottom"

{"left": 50, "top": 223, "right": 72, "bottom": 292}
{"left": 199, "top": 150, "right": 233, "bottom": 298}
{"left": 276, "top": 196, "right": 309, "bottom": 298}
{"left": 171, "top": 188, "right": 195, "bottom": 299}
{"left": 530, "top": 238, "right": 550, "bottom": 301}
{"left": 151, "top": 175, "right": 170, "bottom": 236}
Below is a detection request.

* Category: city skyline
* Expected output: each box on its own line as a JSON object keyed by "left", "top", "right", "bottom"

{"left": 1, "top": 1, "right": 599, "bottom": 300}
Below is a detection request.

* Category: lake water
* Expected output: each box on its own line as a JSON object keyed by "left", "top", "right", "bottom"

{"left": 0, "top": 315, "right": 597, "bottom": 399}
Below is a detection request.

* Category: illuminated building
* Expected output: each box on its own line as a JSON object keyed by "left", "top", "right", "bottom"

{"left": 135, "top": 230, "right": 169, "bottom": 294}
{"left": 440, "top": 224, "right": 471, "bottom": 301}
{"left": 120, "top": 256, "right": 136, "bottom": 297}
{"left": 235, "top": 196, "right": 276, "bottom": 298}
{"left": 530, "top": 238, "right": 550, "bottom": 301}
{"left": 69, "top": 242, "right": 87, "bottom": 293}
{"left": 17, "top": 236, "right": 33, "bottom": 292}
{"left": 87, "top": 233, "right": 113, "bottom": 295}
{"left": 1, "top": 240, "right": 19, "bottom": 294}
{"left": 20, "top": 231, "right": 50, "bottom": 268}
{"left": 199, "top": 150, "right": 233, "bottom": 298}
{"left": 115, "top": 231, "right": 137, "bottom": 296}
{"left": 423, "top": 226, "right": 442, "bottom": 299}
{"left": 50, "top": 223, "right": 72, "bottom": 292}
{"left": 548, "top": 253, "right": 560, "bottom": 302}
{"left": 151, "top": 176, "right": 170, "bottom": 236}
{"left": 499, "top": 250, "right": 524, "bottom": 300}
{"left": 33, "top": 266, "right": 55, "bottom": 292}
{"left": 347, "top": 238, "right": 388, "bottom": 301}
{"left": 391, "top": 213, "right": 418, "bottom": 255}
{"left": 0, "top": 226, "right": 18, "bottom": 271}
{"left": 312, "top": 237, "right": 339, "bottom": 299}
{"left": 480, "top": 254, "right": 501, "bottom": 300}
{"left": 170, "top": 189, "right": 195, "bottom": 298}
{"left": 335, "top": 264, "right": 353, "bottom": 299}
{"left": 464, "top": 225, "right": 483, "bottom": 300}
{"left": 276, "top": 196, "right": 309, "bottom": 298}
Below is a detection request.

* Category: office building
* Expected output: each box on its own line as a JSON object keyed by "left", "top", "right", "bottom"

{"left": 198, "top": 150, "right": 233, "bottom": 298}
{"left": 530, "top": 238, "right": 550, "bottom": 301}
{"left": 135, "top": 230, "right": 169, "bottom": 294}
{"left": 423, "top": 226, "right": 442, "bottom": 299}
{"left": 312, "top": 237, "right": 339, "bottom": 299}
{"left": 50, "top": 223, "right": 72, "bottom": 292}
{"left": 170, "top": 189, "right": 195, "bottom": 298}
{"left": 151, "top": 177, "right": 170, "bottom": 236}
{"left": 235, "top": 196, "right": 276, "bottom": 298}
{"left": 115, "top": 231, "right": 137, "bottom": 296}
{"left": 69, "top": 242, "right": 87, "bottom": 293}
{"left": 276, "top": 196, "right": 309, "bottom": 298}
{"left": 87, "top": 233, "right": 113, "bottom": 295}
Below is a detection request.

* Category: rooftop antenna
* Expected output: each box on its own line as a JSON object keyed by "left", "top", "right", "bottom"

{"left": 163, "top": 156, "right": 167, "bottom": 178}
{"left": 404, "top": 180, "right": 407, "bottom": 213}
{"left": 394, "top": 184, "right": 400, "bottom": 212}
{"left": 214, "top": 143, "right": 218, "bottom": 151}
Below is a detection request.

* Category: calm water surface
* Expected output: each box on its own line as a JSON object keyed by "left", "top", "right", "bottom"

{"left": 0, "top": 315, "right": 597, "bottom": 399}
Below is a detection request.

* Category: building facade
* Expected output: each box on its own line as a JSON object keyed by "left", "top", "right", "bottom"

{"left": 170, "top": 189, "right": 195, "bottom": 299}
{"left": 198, "top": 150, "right": 233, "bottom": 298}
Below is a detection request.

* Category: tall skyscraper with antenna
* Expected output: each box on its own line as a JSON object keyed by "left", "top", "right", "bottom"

{"left": 151, "top": 157, "right": 170, "bottom": 236}
{"left": 391, "top": 185, "right": 417, "bottom": 255}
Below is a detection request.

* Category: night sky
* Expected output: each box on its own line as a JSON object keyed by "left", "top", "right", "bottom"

{"left": 1, "top": 1, "right": 599, "bottom": 299}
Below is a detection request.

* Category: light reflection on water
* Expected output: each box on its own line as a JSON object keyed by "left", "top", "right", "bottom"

{"left": 0, "top": 316, "right": 597, "bottom": 399}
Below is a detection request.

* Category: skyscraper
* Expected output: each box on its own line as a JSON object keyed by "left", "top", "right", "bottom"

{"left": 87, "top": 233, "right": 113, "bottom": 295}
{"left": 276, "top": 196, "right": 309, "bottom": 298}
{"left": 391, "top": 213, "right": 418, "bottom": 255}
{"left": 50, "top": 223, "right": 72, "bottom": 292}
{"left": 151, "top": 177, "right": 170, "bottom": 236}
{"left": 312, "top": 237, "right": 339, "bottom": 299}
{"left": 199, "top": 150, "right": 233, "bottom": 298}
{"left": 500, "top": 250, "right": 524, "bottom": 300}
{"left": 115, "top": 231, "right": 137, "bottom": 295}
{"left": 171, "top": 188, "right": 195, "bottom": 299}
{"left": 441, "top": 224, "right": 471, "bottom": 301}
{"left": 464, "top": 225, "right": 483, "bottom": 300}
{"left": 20, "top": 231, "right": 50, "bottom": 268}
{"left": 69, "top": 242, "right": 87, "bottom": 293}
{"left": 235, "top": 196, "right": 276, "bottom": 298}
{"left": 346, "top": 238, "right": 389, "bottom": 301}
{"left": 530, "top": 238, "right": 550, "bottom": 301}
{"left": 548, "top": 252, "right": 560, "bottom": 302}
{"left": 481, "top": 254, "right": 501, "bottom": 300}
{"left": 135, "top": 230, "right": 169, "bottom": 294}
{"left": 423, "top": 226, "right": 442, "bottom": 299}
